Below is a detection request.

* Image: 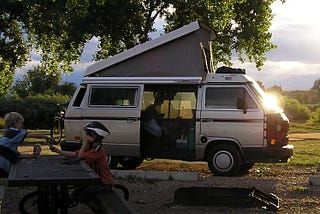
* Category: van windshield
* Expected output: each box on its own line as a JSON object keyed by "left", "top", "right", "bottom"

{"left": 250, "top": 81, "right": 282, "bottom": 112}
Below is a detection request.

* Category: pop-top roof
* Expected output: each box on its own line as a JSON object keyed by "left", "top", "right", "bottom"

{"left": 84, "top": 21, "right": 216, "bottom": 78}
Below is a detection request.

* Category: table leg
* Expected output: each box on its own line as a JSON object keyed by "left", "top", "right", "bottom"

{"left": 60, "top": 186, "right": 69, "bottom": 214}
{"left": 38, "top": 186, "right": 61, "bottom": 214}
{"left": 37, "top": 186, "right": 49, "bottom": 214}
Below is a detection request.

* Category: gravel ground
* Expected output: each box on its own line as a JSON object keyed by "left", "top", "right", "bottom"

{"left": 2, "top": 164, "right": 320, "bottom": 214}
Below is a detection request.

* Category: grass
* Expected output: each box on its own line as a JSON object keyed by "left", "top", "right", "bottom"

{"left": 289, "top": 122, "right": 320, "bottom": 133}
{"left": 287, "top": 140, "right": 320, "bottom": 166}
{"left": 291, "top": 186, "right": 307, "bottom": 192}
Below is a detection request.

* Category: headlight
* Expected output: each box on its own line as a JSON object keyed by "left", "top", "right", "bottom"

{"left": 276, "top": 124, "right": 282, "bottom": 132}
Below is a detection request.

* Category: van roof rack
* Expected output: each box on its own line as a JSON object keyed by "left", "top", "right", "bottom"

{"left": 215, "top": 66, "right": 246, "bottom": 74}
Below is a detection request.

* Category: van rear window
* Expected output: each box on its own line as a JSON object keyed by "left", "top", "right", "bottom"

{"left": 72, "top": 87, "right": 86, "bottom": 107}
{"left": 89, "top": 87, "right": 138, "bottom": 107}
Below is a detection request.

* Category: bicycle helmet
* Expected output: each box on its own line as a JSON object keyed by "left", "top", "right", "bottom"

{"left": 83, "top": 121, "right": 110, "bottom": 138}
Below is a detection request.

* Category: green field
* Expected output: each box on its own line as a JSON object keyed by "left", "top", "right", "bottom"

{"left": 289, "top": 122, "right": 320, "bottom": 133}
{"left": 284, "top": 140, "right": 320, "bottom": 166}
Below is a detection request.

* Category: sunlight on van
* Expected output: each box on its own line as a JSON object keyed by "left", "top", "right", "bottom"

{"left": 263, "top": 94, "right": 282, "bottom": 112}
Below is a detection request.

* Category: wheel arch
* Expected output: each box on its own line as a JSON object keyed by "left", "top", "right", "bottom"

{"left": 204, "top": 139, "right": 244, "bottom": 161}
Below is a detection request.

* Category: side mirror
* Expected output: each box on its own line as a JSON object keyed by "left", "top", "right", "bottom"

{"left": 237, "top": 97, "right": 247, "bottom": 114}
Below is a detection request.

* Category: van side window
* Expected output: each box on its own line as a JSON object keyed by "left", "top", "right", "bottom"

{"left": 143, "top": 86, "right": 197, "bottom": 119}
{"left": 72, "top": 87, "right": 86, "bottom": 107}
{"left": 90, "top": 87, "right": 138, "bottom": 107}
{"left": 205, "top": 87, "right": 257, "bottom": 109}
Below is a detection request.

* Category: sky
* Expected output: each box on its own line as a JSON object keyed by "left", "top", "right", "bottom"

{"left": 16, "top": 0, "right": 320, "bottom": 91}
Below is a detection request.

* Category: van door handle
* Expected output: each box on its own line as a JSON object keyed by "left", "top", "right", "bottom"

{"left": 127, "top": 117, "right": 138, "bottom": 123}
{"left": 201, "top": 119, "right": 212, "bottom": 123}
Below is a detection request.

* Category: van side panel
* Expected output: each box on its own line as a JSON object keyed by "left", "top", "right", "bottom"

{"left": 79, "top": 84, "right": 143, "bottom": 157}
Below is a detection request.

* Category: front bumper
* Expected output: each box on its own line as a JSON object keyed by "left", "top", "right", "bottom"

{"left": 262, "top": 144, "right": 294, "bottom": 162}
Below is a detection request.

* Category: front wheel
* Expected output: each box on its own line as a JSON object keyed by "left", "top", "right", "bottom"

{"left": 207, "top": 144, "right": 242, "bottom": 176}
{"left": 119, "top": 157, "right": 144, "bottom": 170}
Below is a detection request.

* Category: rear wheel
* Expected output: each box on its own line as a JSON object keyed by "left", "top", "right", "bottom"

{"left": 207, "top": 144, "right": 242, "bottom": 176}
{"left": 119, "top": 157, "right": 144, "bottom": 170}
{"left": 50, "top": 118, "right": 63, "bottom": 144}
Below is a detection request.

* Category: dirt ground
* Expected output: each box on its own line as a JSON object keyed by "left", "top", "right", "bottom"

{"left": 1, "top": 133, "right": 320, "bottom": 213}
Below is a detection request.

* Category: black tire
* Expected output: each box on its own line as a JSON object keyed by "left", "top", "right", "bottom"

{"left": 207, "top": 144, "right": 242, "bottom": 176}
{"left": 118, "top": 157, "right": 144, "bottom": 170}
{"left": 113, "top": 184, "right": 129, "bottom": 200}
{"left": 241, "top": 163, "right": 255, "bottom": 172}
{"left": 107, "top": 155, "right": 119, "bottom": 169}
{"left": 19, "top": 191, "right": 38, "bottom": 214}
{"left": 50, "top": 118, "right": 63, "bottom": 144}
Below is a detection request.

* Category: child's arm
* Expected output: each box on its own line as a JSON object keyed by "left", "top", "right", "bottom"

{"left": 77, "top": 141, "right": 91, "bottom": 159}
{"left": 50, "top": 146, "right": 75, "bottom": 157}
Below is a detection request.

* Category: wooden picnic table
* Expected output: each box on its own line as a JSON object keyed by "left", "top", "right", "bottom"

{"left": 8, "top": 155, "right": 101, "bottom": 214}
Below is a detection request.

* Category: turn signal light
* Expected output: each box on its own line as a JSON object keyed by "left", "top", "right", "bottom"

{"left": 271, "top": 139, "right": 276, "bottom": 145}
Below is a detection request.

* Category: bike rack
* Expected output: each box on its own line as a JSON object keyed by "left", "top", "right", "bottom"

{"left": 173, "top": 186, "right": 279, "bottom": 211}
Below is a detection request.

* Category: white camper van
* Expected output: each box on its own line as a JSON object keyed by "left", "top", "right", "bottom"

{"left": 60, "top": 21, "right": 293, "bottom": 176}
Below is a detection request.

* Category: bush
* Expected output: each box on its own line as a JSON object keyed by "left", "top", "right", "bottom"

{"left": 311, "top": 108, "right": 320, "bottom": 124}
{"left": 283, "top": 97, "right": 310, "bottom": 122}
{"left": 0, "top": 94, "right": 70, "bottom": 129}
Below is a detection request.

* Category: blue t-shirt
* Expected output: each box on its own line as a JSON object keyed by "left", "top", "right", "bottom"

{"left": 0, "top": 128, "right": 27, "bottom": 173}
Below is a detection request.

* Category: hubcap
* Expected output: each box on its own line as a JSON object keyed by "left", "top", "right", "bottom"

{"left": 213, "top": 151, "right": 233, "bottom": 171}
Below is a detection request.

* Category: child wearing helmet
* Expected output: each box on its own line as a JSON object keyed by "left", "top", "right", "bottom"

{"left": 50, "top": 121, "right": 114, "bottom": 207}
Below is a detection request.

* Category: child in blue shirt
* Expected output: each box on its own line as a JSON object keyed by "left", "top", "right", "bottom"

{"left": 0, "top": 112, "right": 53, "bottom": 177}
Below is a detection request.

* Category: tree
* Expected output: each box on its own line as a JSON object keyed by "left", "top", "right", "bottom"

{"left": 283, "top": 97, "right": 310, "bottom": 122}
{"left": 56, "top": 82, "right": 77, "bottom": 97}
{"left": 268, "top": 85, "right": 283, "bottom": 95}
{"left": 13, "top": 66, "right": 59, "bottom": 98}
{"left": 164, "top": 0, "right": 283, "bottom": 69}
{"left": 310, "top": 79, "right": 320, "bottom": 103}
{"left": 1, "top": 0, "right": 285, "bottom": 96}
{"left": 0, "top": 6, "right": 28, "bottom": 97}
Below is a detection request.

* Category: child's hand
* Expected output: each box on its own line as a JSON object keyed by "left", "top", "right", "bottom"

{"left": 50, "top": 146, "right": 60, "bottom": 154}
{"left": 50, "top": 138, "right": 56, "bottom": 145}
{"left": 33, "top": 144, "right": 41, "bottom": 157}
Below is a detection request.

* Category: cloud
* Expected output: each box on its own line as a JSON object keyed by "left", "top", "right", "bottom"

{"left": 80, "top": 37, "right": 99, "bottom": 63}
{"left": 231, "top": 0, "right": 320, "bottom": 90}
{"left": 232, "top": 60, "right": 319, "bottom": 90}
{"left": 14, "top": 59, "right": 40, "bottom": 80}
{"left": 268, "top": 24, "right": 320, "bottom": 64}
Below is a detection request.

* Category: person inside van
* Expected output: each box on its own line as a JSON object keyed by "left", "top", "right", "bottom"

{"left": 0, "top": 112, "right": 53, "bottom": 177}
{"left": 141, "top": 98, "right": 165, "bottom": 138}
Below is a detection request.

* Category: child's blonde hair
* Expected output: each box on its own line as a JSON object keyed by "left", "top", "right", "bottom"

{"left": 4, "top": 112, "right": 24, "bottom": 128}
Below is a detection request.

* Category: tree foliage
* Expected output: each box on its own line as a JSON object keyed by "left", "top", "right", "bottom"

{"left": 283, "top": 79, "right": 320, "bottom": 105}
{"left": 13, "top": 66, "right": 60, "bottom": 98}
{"left": 0, "top": 6, "right": 28, "bottom": 97}
{"left": 283, "top": 97, "right": 310, "bottom": 122}
{"left": 311, "top": 108, "right": 320, "bottom": 124}
{"left": 164, "top": 0, "right": 279, "bottom": 69}
{"left": 1, "top": 0, "right": 285, "bottom": 97}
